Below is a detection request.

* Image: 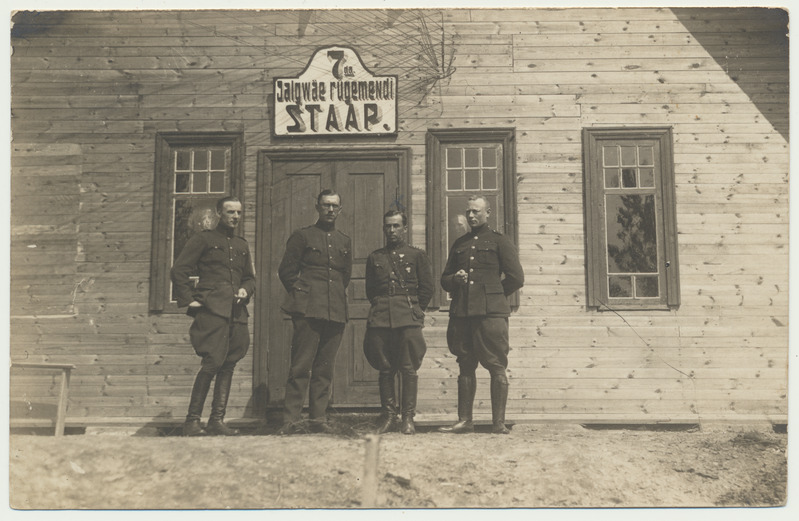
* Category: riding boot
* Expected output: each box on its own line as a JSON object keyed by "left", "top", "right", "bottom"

{"left": 206, "top": 369, "right": 239, "bottom": 436}
{"left": 376, "top": 373, "right": 399, "bottom": 434}
{"left": 400, "top": 374, "right": 418, "bottom": 435}
{"left": 438, "top": 374, "right": 476, "bottom": 434}
{"left": 183, "top": 370, "right": 214, "bottom": 436}
{"left": 490, "top": 374, "right": 510, "bottom": 434}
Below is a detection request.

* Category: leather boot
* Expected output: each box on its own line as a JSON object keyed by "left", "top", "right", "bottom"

{"left": 491, "top": 374, "right": 510, "bottom": 434}
{"left": 183, "top": 370, "right": 213, "bottom": 436}
{"left": 206, "top": 369, "right": 239, "bottom": 436}
{"left": 376, "top": 373, "right": 399, "bottom": 434}
{"left": 400, "top": 374, "right": 418, "bottom": 435}
{"left": 438, "top": 374, "right": 476, "bottom": 434}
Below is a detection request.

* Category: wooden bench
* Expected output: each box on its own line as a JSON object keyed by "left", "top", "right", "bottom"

{"left": 11, "top": 362, "right": 76, "bottom": 436}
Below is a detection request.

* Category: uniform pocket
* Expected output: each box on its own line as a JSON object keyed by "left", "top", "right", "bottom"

{"left": 484, "top": 283, "right": 509, "bottom": 314}
{"left": 476, "top": 243, "right": 498, "bottom": 264}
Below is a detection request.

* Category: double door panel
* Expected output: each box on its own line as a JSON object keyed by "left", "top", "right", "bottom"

{"left": 258, "top": 151, "right": 401, "bottom": 408}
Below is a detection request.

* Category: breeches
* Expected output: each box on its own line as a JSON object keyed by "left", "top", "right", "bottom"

{"left": 189, "top": 309, "right": 250, "bottom": 375}
{"left": 363, "top": 326, "right": 427, "bottom": 375}
{"left": 446, "top": 316, "right": 509, "bottom": 377}
{"left": 283, "top": 317, "right": 346, "bottom": 421}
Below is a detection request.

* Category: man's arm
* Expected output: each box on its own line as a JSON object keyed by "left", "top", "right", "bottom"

{"left": 342, "top": 235, "right": 353, "bottom": 289}
{"left": 239, "top": 244, "right": 257, "bottom": 302}
{"left": 440, "top": 242, "right": 464, "bottom": 293}
{"left": 364, "top": 252, "right": 377, "bottom": 303}
{"left": 499, "top": 237, "right": 525, "bottom": 296}
{"left": 416, "top": 250, "right": 435, "bottom": 311}
{"left": 170, "top": 234, "right": 205, "bottom": 308}
{"left": 278, "top": 231, "right": 305, "bottom": 292}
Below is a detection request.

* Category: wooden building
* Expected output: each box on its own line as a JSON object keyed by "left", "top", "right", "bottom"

{"left": 9, "top": 7, "right": 789, "bottom": 429}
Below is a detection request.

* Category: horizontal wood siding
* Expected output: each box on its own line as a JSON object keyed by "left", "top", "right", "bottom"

{"left": 10, "top": 7, "right": 788, "bottom": 425}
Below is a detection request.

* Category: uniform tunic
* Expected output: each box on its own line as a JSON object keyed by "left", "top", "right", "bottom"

{"left": 440, "top": 224, "right": 524, "bottom": 375}
{"left": 278, "top": 221, "right": 353, "bottom": 421}
{"left": 279, "top": 222, "right": 352, "bottom": 323}
{"left": 170, "top": 224, "right": 256, "bottom": 371}
{"left": 363, "top": 241, "right": 434, "bottom": 373}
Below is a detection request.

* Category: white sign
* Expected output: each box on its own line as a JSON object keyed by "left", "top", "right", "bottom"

{"left": 273, "top": 46, "right": 398, "bottom": 136}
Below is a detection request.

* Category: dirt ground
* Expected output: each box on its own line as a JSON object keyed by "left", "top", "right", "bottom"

{"left": 8, "top": 419, "right": 788, "bottom": 510}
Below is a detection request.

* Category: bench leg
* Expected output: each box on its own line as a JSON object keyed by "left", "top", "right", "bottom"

{"left": 55, "top": 369, "right": 72, "bottom": 436}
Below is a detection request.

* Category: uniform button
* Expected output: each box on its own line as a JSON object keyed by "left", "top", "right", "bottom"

{"left": 469, "top": 268, "right": 474, "bottom": 272}
{"left": 470, "top": 256, "right": 474, "bottom": 260}
{"left": 471, "top": 245, "right": 476, "bottom": 249}
{"left": 473, "top": 236, "right": 478, "bottom": 240}
{"left": 469, "top": 281, "right": 474, "bottom": 285}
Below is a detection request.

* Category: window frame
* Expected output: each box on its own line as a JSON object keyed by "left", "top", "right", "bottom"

{"left": 149, "top": 132, "right": 244, "bottom": 313}
{"left": 582, "top": 127, "right": 680, "bottom": 311}
{"left": 426, "top": 128, "right": 518, "bottom": 310}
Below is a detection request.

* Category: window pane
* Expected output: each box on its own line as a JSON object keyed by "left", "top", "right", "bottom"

{"left": 482, "top": 148, "right": 497, "bottom": 168}
{"left": 603, "top": 146, "right": 619, "bottom": 167}
{"left": 447, "top": 148, "right": 462, "bottom": 168}
{"left": 176, "top": 150, "right": 191, "bottom": 170}
{"left": 604, "top": 168, "right": 620, "bottom": 188}
{"left": 635, "top": 276, "right": 659, "bottom": 298}
{"left": 620, "top": 146, "right": 637, "bottom": 166}
{"left": 210, "top": 149, "right": 226, "bottom": 170}
{"left": 464, "top": 149, "right": 480, "bottom": 168}
{"left": 605, "top": 194, "right": 658, "bottom": 273}
{"left": 175, "top": 173, "right": 190, "bottom": 193}
{"left": 209, "top": 172, "right": 225, "bottom": 193}
{"left": 194, "top": 150, "right": 208, "bottom": 170}
{"left": 483, "top": 169, "right": 497, "bottom": 190}
{"left": 193, "top": 172, "right": 208, "bottom": 193}
{"left": 447, "top": 170, "right": 462, "bottom": 191}
{"left": 640, "top": 168, "right": 655, "bottom": 188}
{"left": 639, "top": 146, "right": 654, "bottom": 166}
{"left": 608, "top": 276, "right": 632, "bottom": 297}
{"left": 622, "top": 168, "right": 637, "bottom": 188}
{"left": 464, "top": 170, "right": 480, "bottom": 190}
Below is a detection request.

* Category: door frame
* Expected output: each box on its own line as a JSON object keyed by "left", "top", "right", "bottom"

{"left": 252, "top": 147, "right": 413, "bottom": 415}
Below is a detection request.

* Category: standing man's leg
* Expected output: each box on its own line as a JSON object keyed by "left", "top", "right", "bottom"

{"left": 364, "top": 328, "right": 400, "bottom": 433}
{"left": 184, "top": 310, "right": 229, "bottom": 437}
{"left": 207, "top": 322, "right": 250, "bottom": 436}
{"left": 397, "top": 327, "right": 426, "bottom": 435}
{"left": 283, "top": 317, "right": 322, "bottom": 426}
{"left": 307, "top": 320, "right": 345, "bottom": 429}
{"left": 474, "top": 317, "right": 510, "bottom": 434}
{"left": 439, "top": 318, "right": 478, "bottom": 434}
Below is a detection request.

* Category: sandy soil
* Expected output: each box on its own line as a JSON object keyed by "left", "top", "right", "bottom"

{"left": 8, "top": 420, "right": 787, "bottom": 510}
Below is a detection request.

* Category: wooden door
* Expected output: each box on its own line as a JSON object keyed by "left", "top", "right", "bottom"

{"left": 255, "top": 149, "right": 409, "bottom": 412}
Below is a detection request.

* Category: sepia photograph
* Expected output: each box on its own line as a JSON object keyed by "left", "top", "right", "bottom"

{"left": 5, "top": 0, "right": 792, "bottom": 515}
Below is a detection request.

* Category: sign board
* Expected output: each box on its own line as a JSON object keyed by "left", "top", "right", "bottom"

{"left": 273, "top": 46, "right": 398, "bottom": 137}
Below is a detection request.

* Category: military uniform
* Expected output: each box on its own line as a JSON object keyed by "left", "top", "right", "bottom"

{"left": 171, "top": 224, "right": 256, "bottom": 435}
{"left": 439, "top": 223, "right": 524, "bottom": 434}
{"left": 278, "top": 222, "right": 352, "bottom": 426}
{"left": 363, "top": 241, "right": 434, "bottom": 434}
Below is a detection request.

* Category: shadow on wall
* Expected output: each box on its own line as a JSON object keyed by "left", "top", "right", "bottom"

{"left": 671, "top": 7, "right": 789, "bottom": 141}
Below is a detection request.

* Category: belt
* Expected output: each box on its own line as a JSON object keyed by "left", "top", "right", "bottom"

{"left": 377, "top": 286, "right": 417, "bottom": 297}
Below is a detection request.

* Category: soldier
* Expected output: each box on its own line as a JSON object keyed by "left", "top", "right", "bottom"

{"left": 438, "top": 195, "right": 524, "bottom": 435}
{"left": 364, "top": 210, "right": 434, "bottom": 435}
{"left": 278, "top": 189, "right": 352, "bottom": 433}
{"left": 171, "top": 196, "right": 256, "bottom": 437}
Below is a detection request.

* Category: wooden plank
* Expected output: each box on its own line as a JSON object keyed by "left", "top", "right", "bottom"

{"left": 514, "top": 57, "right": 788, "bottom": 73}
{"left": 512, "top": 44, "right": 787, "bottom": 60}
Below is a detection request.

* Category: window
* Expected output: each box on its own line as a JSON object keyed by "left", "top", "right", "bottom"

{"left": 149, "top": 132, "right": 244, "bottom": 313}
{"left": 426, "top": 128, "right": 518, "bottom": 309}
{"left": 583, "top": 127, "right": 680, "bottom": 310}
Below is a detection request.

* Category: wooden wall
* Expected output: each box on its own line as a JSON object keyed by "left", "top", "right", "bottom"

{"left": 10, "top": 7, "right": 788, "bottom": 426}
